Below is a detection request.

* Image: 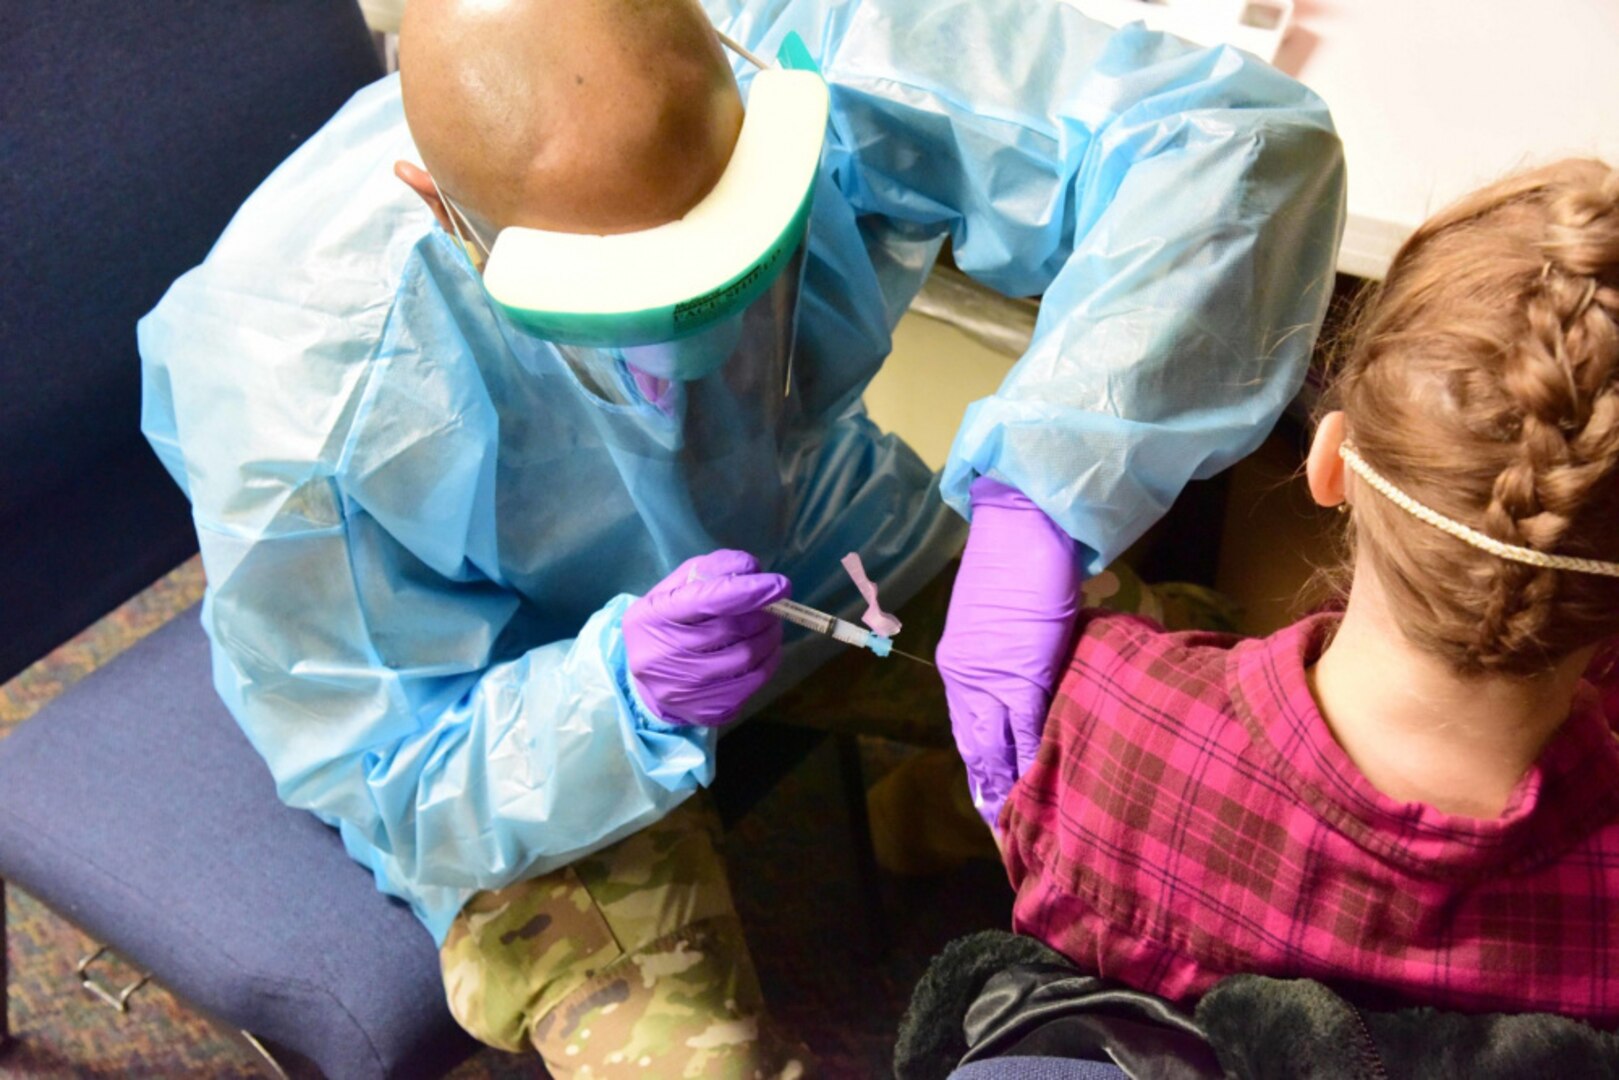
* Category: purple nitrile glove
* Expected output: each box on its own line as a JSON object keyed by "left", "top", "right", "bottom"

{"left": 937, "top": 477, "right": 1083, "bottom": 829}
{"left": 624, "top": 549, "right": 790, "bottom": 728}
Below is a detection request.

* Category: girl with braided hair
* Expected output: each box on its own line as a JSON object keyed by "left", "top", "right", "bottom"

{"left": 996, "top": 158, "right": 1619, "bottom": 1022}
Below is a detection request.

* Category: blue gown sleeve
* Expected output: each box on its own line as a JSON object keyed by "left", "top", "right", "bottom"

{"left": 711, "top": 0, "right": 1347, "bottom": 572}
{"left": 139, "top": 250, "right": 713, "bottom": 942}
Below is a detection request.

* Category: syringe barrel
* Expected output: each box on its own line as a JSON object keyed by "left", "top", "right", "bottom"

{"left": 764, "top": 599, "right": 871, "bottom": 649}
{"left": 764, "top": 598, "right": 836, "bottom": 636}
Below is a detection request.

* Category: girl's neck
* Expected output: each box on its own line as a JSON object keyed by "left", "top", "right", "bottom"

{"left": 1307, "top": 562, "right": 1593, "bottom": 819}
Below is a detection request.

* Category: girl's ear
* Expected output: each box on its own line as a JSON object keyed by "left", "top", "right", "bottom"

{"left": 1306, "top": 410, "right": 1349, "bottom": 509}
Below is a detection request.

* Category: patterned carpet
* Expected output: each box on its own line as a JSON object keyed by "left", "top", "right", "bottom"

{"left": 0, "top": 559, "right": 1009, "bottom": 1078}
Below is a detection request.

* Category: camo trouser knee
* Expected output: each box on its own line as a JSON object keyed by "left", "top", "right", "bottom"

{"left": 440, "top": 796, "right": 813, "bottom": 1079}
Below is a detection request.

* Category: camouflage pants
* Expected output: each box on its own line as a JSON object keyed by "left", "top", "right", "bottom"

{"left": 440, "top": 795, "right": 811, "bottom": 1078}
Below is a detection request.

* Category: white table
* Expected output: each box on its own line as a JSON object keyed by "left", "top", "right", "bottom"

{"left": 1276, "top": 0, "right": 1619, "bottom": 280}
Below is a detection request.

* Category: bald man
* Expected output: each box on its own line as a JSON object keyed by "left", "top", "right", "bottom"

{"left": 395, "top": 0, "right": 744, "bottom": 236}
{"left": 139, "top": 0, "right": 1345, "bottom": 1075}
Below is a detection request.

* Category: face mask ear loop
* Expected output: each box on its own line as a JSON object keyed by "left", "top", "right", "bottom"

{"left": 713, "top": 28, "right": 768, "bottom": 71}
{"left": 428, "top": 174, "right": 493, "bottom": 263}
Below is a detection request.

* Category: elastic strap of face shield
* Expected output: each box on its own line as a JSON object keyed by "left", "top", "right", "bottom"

{"left": 713, "top": 28, "right": 767, "bottom": 71}
{"left": 429, "top": 175, "right": 494, "bottom": 267}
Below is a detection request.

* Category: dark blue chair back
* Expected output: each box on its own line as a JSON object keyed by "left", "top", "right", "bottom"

{"left": 0, "top": 0, "right": 382, "bottom": 680}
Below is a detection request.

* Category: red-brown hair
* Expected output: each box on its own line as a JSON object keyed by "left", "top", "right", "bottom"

{"left": 1325, "top": 158, "right": 1619, "bottom": 674}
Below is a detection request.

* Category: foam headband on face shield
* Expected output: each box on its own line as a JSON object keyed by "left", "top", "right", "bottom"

{"left": 478, "top": 34, "right": 829, "bottom": 349}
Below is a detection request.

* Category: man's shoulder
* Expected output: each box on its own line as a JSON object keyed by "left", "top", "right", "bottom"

{"left": 202, "top": 74, "right": 429, "bottom": 296}
{"left": 137, "top": 76, "right": 463, "bottom": 491}
{"left": 141, "top": 76, "right": 440, "bottom": 379}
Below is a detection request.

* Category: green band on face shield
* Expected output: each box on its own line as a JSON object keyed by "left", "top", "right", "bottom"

{"left": 558, "top": 240, "right": 806, "bottom": 387}
{"left": 474, "top": 37, "right": 828, "bottom": 353}
{"left": 494, "top": 177, "right": 814, "bottom": 350}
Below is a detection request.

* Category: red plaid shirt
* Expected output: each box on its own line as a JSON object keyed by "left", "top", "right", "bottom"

{"left": 1002, "top": 611, "right": 1619, "bottom": 1023}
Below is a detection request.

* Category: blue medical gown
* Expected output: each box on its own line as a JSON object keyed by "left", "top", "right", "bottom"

{"left": 138, "top": 0, "right": 1344, "bottom": 942}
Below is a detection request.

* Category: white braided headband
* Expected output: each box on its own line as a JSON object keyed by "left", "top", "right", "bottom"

{"left": 1338, "top": 441, "right": 1619, "bottom": 578}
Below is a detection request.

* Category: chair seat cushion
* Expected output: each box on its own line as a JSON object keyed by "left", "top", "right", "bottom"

{"left": 0, "top": 608, "right": 479, "bottom": 1079}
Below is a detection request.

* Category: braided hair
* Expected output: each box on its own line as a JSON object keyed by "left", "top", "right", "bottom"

{"left": 1325, "top": 158, "right": 1619, "bottom": 674}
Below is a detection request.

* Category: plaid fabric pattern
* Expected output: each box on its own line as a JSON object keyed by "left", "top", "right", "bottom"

{"left": 1001, "top": 611, "right": 1619, "bottom": 1023}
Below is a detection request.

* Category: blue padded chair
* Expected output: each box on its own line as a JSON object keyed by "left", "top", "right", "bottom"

{"left": 0, "top": 2, "right": 491, "bottom": 1076}
{"left": 0, "top": 612, "right": 481, "bottom": 1078}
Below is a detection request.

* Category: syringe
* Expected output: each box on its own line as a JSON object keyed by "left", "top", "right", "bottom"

{"left": 764, "top": 598, "right": 935, "bottom": 667}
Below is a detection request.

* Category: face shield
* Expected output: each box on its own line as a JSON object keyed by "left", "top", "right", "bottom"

{"left": 436, "top": 32, "right": 828, "bottom": 390}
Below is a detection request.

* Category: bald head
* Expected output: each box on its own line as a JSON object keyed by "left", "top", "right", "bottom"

{"left": 399, "top": 0, "right": 744, "bottom": 236}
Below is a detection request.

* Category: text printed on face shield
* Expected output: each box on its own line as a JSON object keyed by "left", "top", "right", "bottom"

{"left": 672, "top": 243, "right": 785, "bottom": 327}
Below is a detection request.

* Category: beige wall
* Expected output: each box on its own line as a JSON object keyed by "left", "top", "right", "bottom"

{"left": 862, "top": 311, "right": 1013, "bottom": 473}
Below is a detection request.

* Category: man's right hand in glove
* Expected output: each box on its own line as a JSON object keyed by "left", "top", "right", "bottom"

{"left": 624, "top": 549, "right": 790, "bottom": 728}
